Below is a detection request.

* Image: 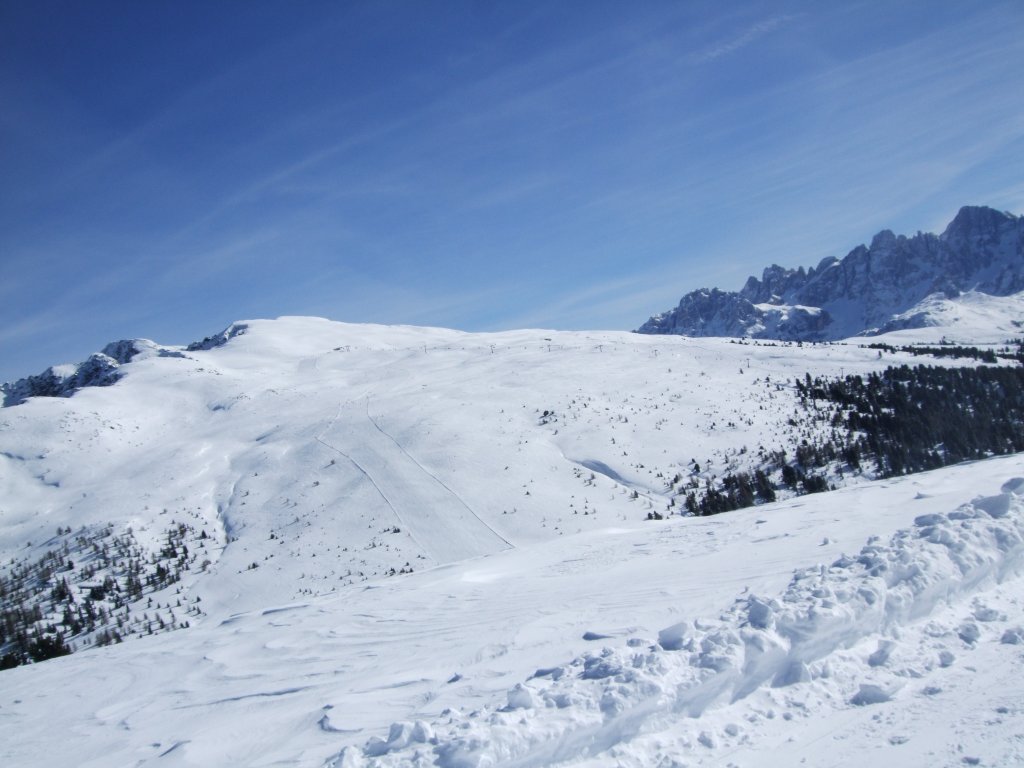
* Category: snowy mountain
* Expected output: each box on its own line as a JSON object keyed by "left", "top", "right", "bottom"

{"left": 1, "top": 338, "right": 186, "bottom": 407}
{"left": 3, "top": 316, "right": 1024, "bottom": 766}
{"left": 637, "top": 205, "right": 1024, "bottom": 340}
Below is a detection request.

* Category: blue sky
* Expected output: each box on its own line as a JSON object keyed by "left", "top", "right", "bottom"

{"left": 2, "top": 1, "right": 1024, "bottom": 381}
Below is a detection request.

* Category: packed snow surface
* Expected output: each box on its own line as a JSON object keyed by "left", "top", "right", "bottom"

{"left": 2, "top": 317, "right": 1024, "bottom": 767}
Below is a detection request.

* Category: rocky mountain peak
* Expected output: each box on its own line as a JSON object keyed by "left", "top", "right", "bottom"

{"left": 637, "top": 205, "right": 1023, "bottom": 340}
{"left": 942, "top": 205, "right": 1017, "bottom": 243}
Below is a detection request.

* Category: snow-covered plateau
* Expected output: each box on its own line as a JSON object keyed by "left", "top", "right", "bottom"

{"left": 2, "top": 316, "right": 1024, "bottom": 767}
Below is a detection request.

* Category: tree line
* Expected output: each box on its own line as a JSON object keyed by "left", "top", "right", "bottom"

{"left": 681, "top": 361, "right": 1024, "bottom": 517}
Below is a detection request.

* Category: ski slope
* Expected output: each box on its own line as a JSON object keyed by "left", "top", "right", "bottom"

{"left": 9, "top": 317, "right": 962, "bottom": 613}
{"left": 2, "top": 316, "right": 1023, "bottom": 766}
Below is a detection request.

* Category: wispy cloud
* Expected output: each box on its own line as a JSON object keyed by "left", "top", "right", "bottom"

{"left": 3, "top": 2, "right": 1022, "bottom": 382}
{"left": 691, "top": 14, "right": 797, "bottom": 63}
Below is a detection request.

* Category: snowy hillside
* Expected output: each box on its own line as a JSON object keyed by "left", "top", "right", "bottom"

{"left": 2, "top": 316, "right": 1024, "bottom": 766}
{"left": 638, "top": 206, "right": 1024, "bottom": 341}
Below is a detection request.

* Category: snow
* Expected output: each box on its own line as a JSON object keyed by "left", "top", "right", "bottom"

{"left": 316, "top": 401, "right": 510, "bottom": 564}
{"left": 874, "top": 290, "right": 1024, "bottom": 344}
{"left": 4, "top": 457, "right": 1024, "bottom": 767}
{"left": 329, "top": 465, "right": 1024, "bottom": 767}
{"left": 2, "top": 316, "right": 1024, "bottom": 766}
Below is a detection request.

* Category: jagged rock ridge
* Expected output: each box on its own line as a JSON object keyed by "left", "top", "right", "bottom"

{"left": 637, "top": 205, "right": 1024, "bottom": 340}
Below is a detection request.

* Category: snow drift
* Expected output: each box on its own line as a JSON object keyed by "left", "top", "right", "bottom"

{"left": 340, "top": 478, "right": 1024, "bottom": 766}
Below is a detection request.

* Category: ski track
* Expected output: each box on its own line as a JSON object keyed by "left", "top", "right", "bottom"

{"left": 365, "top": 400, "right": 513, "bottom": 551}
{"left": 317, "top": 400, "right": 509, "bottom": 565}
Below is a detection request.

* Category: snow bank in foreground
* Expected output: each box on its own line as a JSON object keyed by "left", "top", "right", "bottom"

{"left": 335, "top": 479, "right": 1024, "bottom": 767}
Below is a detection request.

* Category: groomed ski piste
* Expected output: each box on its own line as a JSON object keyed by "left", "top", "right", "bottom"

{"left": 2, "top": 316, "right": 1024, "bottom": 767}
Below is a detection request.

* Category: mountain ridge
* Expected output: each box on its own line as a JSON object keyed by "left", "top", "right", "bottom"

{"left": 637, "top": 205, "right": 1024, "bottom": 340}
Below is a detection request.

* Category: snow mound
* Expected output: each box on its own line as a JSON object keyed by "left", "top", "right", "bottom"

{"left": 341, "top": 480, "right": 1024, "bottom": 766}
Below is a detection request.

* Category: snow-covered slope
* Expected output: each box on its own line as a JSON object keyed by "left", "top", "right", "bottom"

{"left": 638, "top": 205, "right": 1024, "bottom": 340}
{"left": 1, "top": 317, "right": 920, "bottom": 610}
{"left": 2, "top": 316, "right": 1023, "bottom": 766}
{"left": 874, "top": 289, "right": 1024, "bottom": 343}
{"left": 4, "top": 456, "right": 1024, "bottom": 767}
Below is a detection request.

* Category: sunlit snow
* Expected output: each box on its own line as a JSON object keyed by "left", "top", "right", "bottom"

{"left": 2, "top": 316, "right": 1023, "bottom": 767}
